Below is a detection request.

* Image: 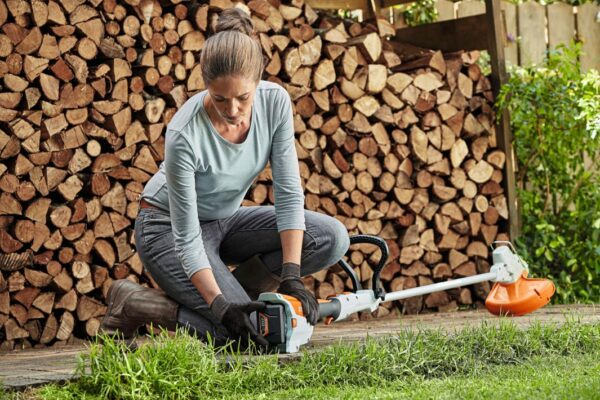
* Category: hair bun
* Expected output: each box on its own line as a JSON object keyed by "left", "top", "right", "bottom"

{"left": 215, "top": 8, "right": 256, "bottom": 37}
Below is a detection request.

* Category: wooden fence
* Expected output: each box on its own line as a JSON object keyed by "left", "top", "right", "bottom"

{"left": 395, "top": 0, "right": 599, "bottom": 71}
{"left": 308, "top": 0, "right": 600, "bottom": 71}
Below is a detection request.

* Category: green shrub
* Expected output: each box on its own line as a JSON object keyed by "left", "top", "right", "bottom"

{"left": 496, "top": 41, "right": 600, "bottom": 303}
{"left": 398, "top": 0, "right": 438, "bottom": 27}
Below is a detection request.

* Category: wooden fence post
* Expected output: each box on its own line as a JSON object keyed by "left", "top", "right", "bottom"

{"left": 457, "top": 0, "right": 485, "bottom": 18}
{"left": 485, "top": 0, "right": 520, "bottom": 239}
{"left": 518, "top": 1, "right": 546, "bottom": 65}
{"left": 547, "top": 2, "right": 576, "bottom": 49}
{"left": 436, "top": 0, "right": 456, "bottom": 21}
{"left": 577, "top": 3, "right": 600, "bottom": 72}
{"left": 501, "top": 1, "right": 519, "bottom": 66}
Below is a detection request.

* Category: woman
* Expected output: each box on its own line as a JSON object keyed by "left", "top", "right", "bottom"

{"left": 100, "top": 8, "right": 350, "bottom": 349}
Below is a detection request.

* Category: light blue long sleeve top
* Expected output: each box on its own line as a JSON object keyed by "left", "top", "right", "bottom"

{"left": 141, "top": 80, "right": 306, "bottom": 279}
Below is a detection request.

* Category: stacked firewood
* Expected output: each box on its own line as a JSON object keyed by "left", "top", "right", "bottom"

{"left": 244, "top": 10, "right": 510, "bottom": 319}
{"left": 0, "top": 0, "right": 508, "bottom": 349}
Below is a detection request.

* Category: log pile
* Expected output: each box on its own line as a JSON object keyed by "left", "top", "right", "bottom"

{"left": 252, "top": 44, "right": 510, "bottom": 320}
{"left": 0, "top": 0, "right": 508, "bottom": 350}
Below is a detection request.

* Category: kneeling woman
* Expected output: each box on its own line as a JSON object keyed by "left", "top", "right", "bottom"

{"left": 100, "top": 9, "right": 350, "bottom": 348}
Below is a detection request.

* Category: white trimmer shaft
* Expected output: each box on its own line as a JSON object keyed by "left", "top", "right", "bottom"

{"left": 326, "top": 242, "right": 529, "bottom": 322}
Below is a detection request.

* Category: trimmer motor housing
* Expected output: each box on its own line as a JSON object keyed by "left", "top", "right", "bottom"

{"left": 256, "top": 293, "right": 314, "bottom": 353}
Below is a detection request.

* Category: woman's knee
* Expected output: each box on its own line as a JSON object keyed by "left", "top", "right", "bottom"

{"left": 309, "top": 213, "right": 350, "bottom": 266}
{"left": 328, "top": 217, "right": 351, "bottom": 263}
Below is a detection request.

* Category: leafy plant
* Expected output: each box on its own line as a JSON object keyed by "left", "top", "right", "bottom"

{"left": 337, "top": 9, "right": 360, "bottom": 22}
{"left": 496, "top": 41, "right": 600, "bottom": 303}
{"left": 397, "top": 0, "right": 438, "bottom": 27}
{"left": 395, "top": 0, "right": 599, "bottom": 28}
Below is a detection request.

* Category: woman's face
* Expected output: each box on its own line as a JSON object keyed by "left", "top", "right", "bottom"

{"left": 206, "top": 75, "right": 257, "bottom": 126}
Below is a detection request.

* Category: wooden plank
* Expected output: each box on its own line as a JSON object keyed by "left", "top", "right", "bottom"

{"left": 547, "top": 2, "right": 575, "bottom": 50}
{"left": 485, "top": 0, "right": 520, "bottom": 239}
{"left": 436, "top": 0, "right": 455, "bottom": 22}
{"left": 364, "top": 0, "right": 399, "bottom": 20}
{"left": 501, "top": 1, "right": 519, "bottom": 66}
{"left": 382, "top": 0, "right": 420, "bottom": 8}
{"left": 305, "top": 0, "right": 369, "bottom": 11}
{"left": 392, "top": 7, "right": 408, "bottom": 29}
{"left": 393, "top": 14, "right": 488, "bottom": 52}
{"left": 518, "top": 1, "right": 546, "bottom": 65}
{"left": 362, "top": 0, "right": 380, "bottom": 21}
{"left": 577, "top": 3, "right": 600, "bottom": 72}
{"left": 457, "top": 0, "right": 485, "bottom": 18}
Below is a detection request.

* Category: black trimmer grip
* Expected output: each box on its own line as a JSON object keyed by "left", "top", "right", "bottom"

{"left": 318, "top": 298, "right": 341, "bottom": 321}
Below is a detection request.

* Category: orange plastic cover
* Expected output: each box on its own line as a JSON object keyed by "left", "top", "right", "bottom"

{"left": 281, "top": 294, "right": 304, "bottom": 317}
{"left": 485, "top": 272, "right": 556, "bottom": 316}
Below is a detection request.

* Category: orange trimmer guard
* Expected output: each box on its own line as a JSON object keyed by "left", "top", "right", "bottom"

{"left": 485, "top": 272, "right": 556, "bottom": 316}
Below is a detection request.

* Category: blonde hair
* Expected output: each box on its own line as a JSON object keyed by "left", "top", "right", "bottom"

{"left": 200, "top": 8, "right": 264, "bottom": 85}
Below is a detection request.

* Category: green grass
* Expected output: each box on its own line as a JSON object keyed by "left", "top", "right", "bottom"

{"left": 3, "top": 318, "right": 599, "bottom": 399}
{"left": 263, "top": 353, "right": 600, "bottom": 399}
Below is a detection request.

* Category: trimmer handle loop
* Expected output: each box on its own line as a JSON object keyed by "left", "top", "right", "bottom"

{"left": 490, "top": 240, "right": 517, "bottom": 253}
{"left": 336, "top": 235, "right": 389, "bottom": 299}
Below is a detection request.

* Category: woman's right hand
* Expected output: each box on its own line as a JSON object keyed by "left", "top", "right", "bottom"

{"left": 210, "top": 294, "right": 269, "bottom": 349}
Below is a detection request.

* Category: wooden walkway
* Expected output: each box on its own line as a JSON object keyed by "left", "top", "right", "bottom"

{"left": 1, "top": 304, "right": 598, "bottom": 390}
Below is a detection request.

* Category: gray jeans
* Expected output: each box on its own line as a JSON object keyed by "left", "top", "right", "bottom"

{"left": 134, "top": 205, "right": 350, "bottom": 342}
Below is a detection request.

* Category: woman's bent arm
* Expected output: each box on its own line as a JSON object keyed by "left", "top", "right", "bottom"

{"left": 280, "top": 229, "right": 303, "bottom": 265}
{"left": 190, "top": 268, "right": 222, "bottom": 305}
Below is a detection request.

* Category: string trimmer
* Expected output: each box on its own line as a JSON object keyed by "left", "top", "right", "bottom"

{"left": 256, "top": 235, "right": 555, "bottom": 353}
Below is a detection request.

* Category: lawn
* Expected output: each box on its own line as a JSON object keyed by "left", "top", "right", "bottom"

{"left": 2, "top": 318, "right": 599, "bottom": 399}
{"left": 263, "top": 353, "right": 600, "bottom": 400}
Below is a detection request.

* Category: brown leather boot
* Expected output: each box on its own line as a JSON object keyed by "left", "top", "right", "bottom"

{"left": 100, "top": 280, "right": 179, "bottom": 339}
{"left": 232, "top": 254, "right": 281, "bottom": 300}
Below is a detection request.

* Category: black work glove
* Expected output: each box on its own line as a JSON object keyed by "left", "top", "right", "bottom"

{"left": 277, "top": 262, "right": 319, "bottom": 326}
{"left": 210, "top": 294, "right": 269, "bottom": 349}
